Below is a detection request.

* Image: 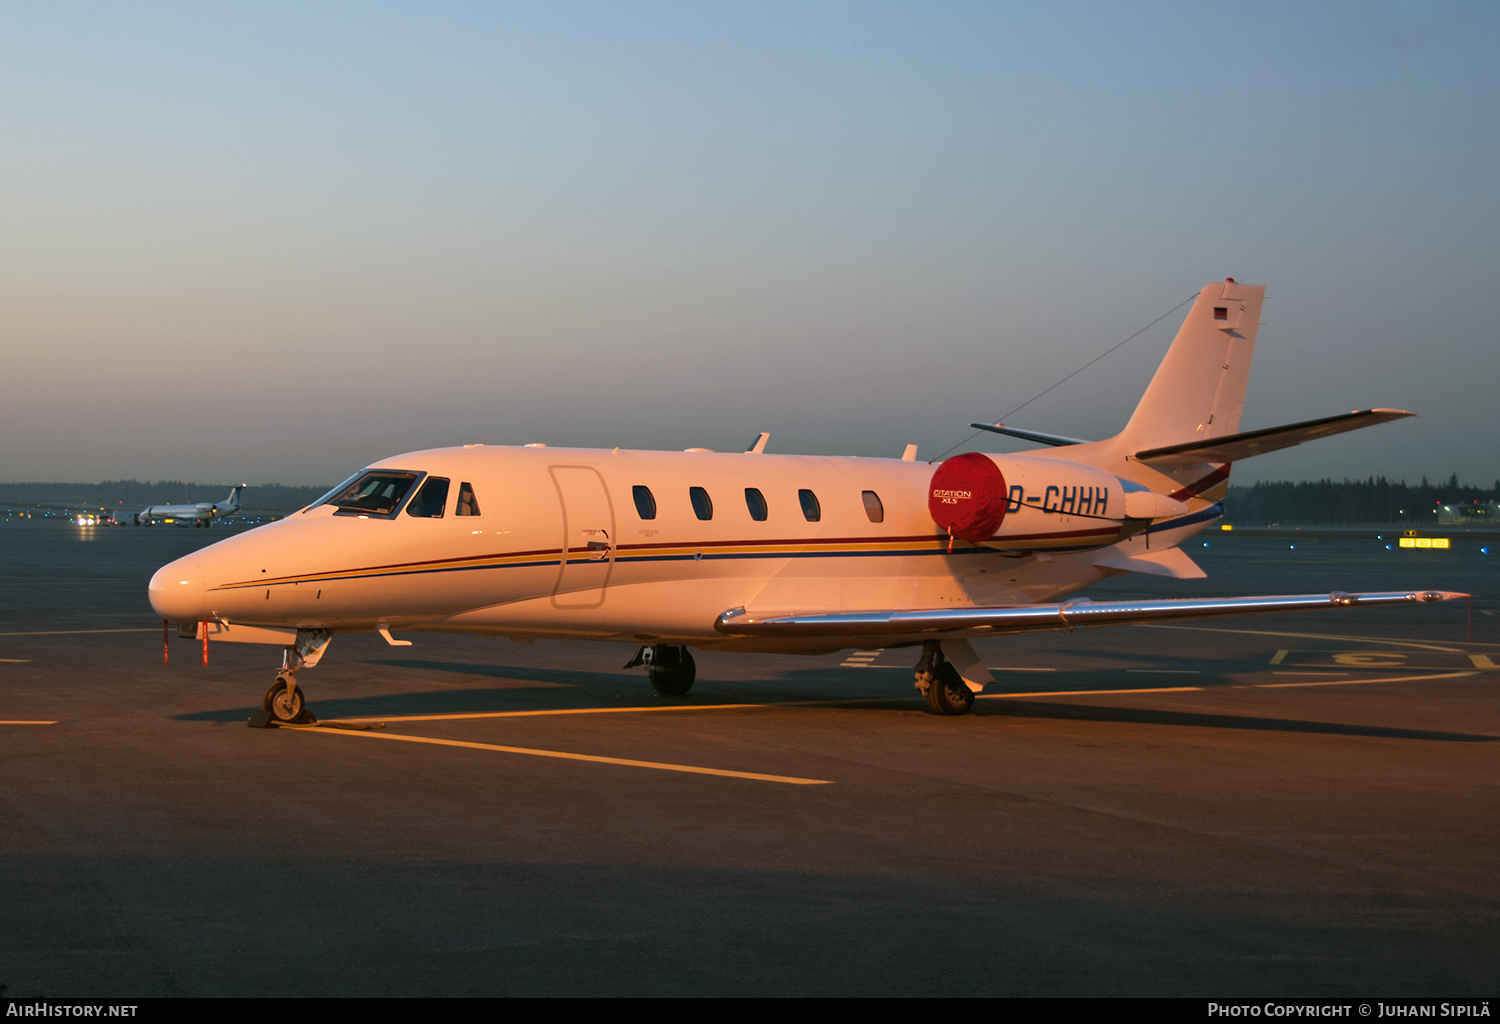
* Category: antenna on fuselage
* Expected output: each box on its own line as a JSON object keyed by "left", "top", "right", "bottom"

{"left": 745, "top": 432, "right": 770, "bottom": 454}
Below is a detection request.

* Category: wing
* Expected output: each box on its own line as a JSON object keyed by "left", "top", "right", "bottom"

{"left": 1133, "top": 409, "right": 1413, "bottom": 465}
{"left": 714, "top": 589, "right": 1465, "bottom": 640}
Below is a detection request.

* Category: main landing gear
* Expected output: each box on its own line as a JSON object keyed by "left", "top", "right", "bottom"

{"left": 252, "top": 630, "right": 333, "bottom": 726}
{"left": 913, "top": 640, "right": 975, "bottom": 716}
{"left": 624, "top": 644, "right": 697, "bottom": 696}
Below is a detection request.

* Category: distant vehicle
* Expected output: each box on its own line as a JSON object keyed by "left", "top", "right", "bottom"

{"left": 120, "top": 485, "right": 245, "bottom": 527}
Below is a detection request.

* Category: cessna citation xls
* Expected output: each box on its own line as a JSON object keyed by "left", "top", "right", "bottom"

{"left": 149, "top": 280, "right": 1459, "bottom": 724}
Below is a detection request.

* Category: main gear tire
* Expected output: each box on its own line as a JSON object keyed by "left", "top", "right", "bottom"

{"left": 647, "top": 646, "right": 696, "bottom": 696}
{"left": 925, "top": 662, "right": 975, "bottom": 716}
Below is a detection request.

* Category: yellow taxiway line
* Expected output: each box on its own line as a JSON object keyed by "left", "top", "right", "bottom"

{"left": 1257, "top": 670, "right": 1478, "bottom": 689}
{"left": 330, "top": 703, "right": 763, "bottom": 724}
{"left": 980, "top": 686, "right": 1202, "bottom": 699}
{"left": 0, "top": 720, "right": 57, "bottom": 725}
{"left": 1135, "top": 623, "right": 1483, "bottom": 653}
{"left": 281, "top": 667, "right": 1487, "bottom": 777}
{"left": 985, "top": 670, "right": 1480, "bottom": 698}
{"left": 332, "top": 666, "right": 1487, "bottom": 725}
{"left": 289, "top": 724, "right": 831, "bottom": 785}
{"left": 0, "top": 628, "right": 161, "bottom": 637}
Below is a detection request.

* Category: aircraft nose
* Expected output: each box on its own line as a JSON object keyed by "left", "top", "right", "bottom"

{"left": 149, "top": 557, "right": 207, "bottom": 622}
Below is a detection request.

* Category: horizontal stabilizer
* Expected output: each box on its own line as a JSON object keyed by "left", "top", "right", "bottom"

{"left": 970, "top": 423, "right": 1090, "bottom": 447}
{"left": 714, "top": 590, "right": 1463, "bottom": 640}
{"left": 1092, "top": 546, "right": 1206, "bottom": 579}
{"left": 1134, "top": 409, "right": 1413, "bottom": 465}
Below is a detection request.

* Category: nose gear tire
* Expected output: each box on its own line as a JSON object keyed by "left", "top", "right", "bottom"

{"left": 263, "top": 675, "right": 313, "bottom": 724}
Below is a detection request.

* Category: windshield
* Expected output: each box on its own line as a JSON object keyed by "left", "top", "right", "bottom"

{"left": 323, "top": 470, "right": 421, "bottom": 517}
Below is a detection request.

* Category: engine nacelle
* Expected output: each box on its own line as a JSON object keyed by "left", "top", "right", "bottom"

{"left": 928, "top": 453, "right": 1183, "bottom": 554}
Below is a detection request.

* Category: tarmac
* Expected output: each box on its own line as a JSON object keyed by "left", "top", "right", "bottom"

{"left": 1, "top": 519, "right": 1496, "bottom": 996}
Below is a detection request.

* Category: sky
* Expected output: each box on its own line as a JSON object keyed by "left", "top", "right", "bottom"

{"left": 2, "top": 1, "right": 1497, "bottom": 488}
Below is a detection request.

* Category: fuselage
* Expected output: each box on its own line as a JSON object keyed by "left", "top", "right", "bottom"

{"left": 140, "top": 503, "right": 225, "bottom": 524}
{"left": 148, "top": 443, "right": 1222, "bottom": 653}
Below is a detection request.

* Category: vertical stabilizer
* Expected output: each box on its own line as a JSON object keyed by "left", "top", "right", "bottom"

{"left": 1113, "top": 280, "right": 1264, "bottom": 454}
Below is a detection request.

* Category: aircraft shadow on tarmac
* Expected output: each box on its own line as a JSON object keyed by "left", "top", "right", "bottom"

{"left": 1039, "top": 646, "right": 1240, "bottom": 668}
{"left": 362, "top": 657, "right": 624, "bottom": 686}
{"left": 993, "top": 700, "right": 1499, "bottom": 742}
{"left": 176, "top": 685, "right": 579, "bottom": 722}
{"left": 176, "top": 667, "right": 1498, "bottom": 742}
{"left": 174, "top": 656, "right": 871, "bottom": 721}
{"left": 168, "top": 655, "right": 957, "bottom": 721}
{"left": 361, "top": 657, "right": 977, "bottom": 700}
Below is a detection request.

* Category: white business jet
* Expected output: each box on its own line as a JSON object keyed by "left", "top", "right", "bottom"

{"left": 124, "top": 485, "right": 246, "bottom": 527}
{"left": 149, "top": 281, "right": 1459, "bottom": 724}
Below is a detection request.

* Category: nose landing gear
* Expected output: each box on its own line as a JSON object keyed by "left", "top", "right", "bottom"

{"left": 624, "top": 644, "right": 697, "bottom": 696}
{"left": 250, "top": 630, "right": 332, "bottom": 727}
{"left": 913, "top": 640, "right": 975, "bottom": 716}
{"left": 263, "top": 672, "right": 311, "bottom": 724}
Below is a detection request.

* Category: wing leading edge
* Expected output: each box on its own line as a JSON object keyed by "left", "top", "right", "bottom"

{"left": 714, "top": 590, "right": 1464, "bottom": 640}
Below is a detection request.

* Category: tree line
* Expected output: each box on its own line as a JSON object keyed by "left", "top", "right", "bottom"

{"left": 1225, "top": 476, "right": 1500, "bottom": 526}
{"left": 0, "top": 480, "right": 331, "bottom": 512}
{"left": 4, "top": 475, "right": 1498, "bottom": 525}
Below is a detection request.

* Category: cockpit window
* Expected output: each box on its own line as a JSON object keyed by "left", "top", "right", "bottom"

{"left": 406, "top": 477, "right": 450, "bottom": 518}
{"left": 455, "top": 482, "right": 481, "bottom": 517}
{"left": 306, "top": 472, "right": 363, "bottom": 513}
{"left": 324, "top": 471, "right": 421, "bottom": 517}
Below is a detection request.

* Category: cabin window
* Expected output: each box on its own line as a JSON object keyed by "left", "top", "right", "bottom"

{"left": 798, "top": 488, "right": 821, "bottom": 522}
{"left": 406, "top": 477, "right": 450, "bottom": 518}
{"left": 689, "top": 486, "right": 713, "bottom": 521}
{"left": 862, "top": 490, "right": 884, "bottom": 523}
{"left": 632, "top": 485, "right": 656, "bottom": 520}
{"left": 744, "top": 487, "right": 768, "bottom": 521}
{"left": 455, "top": 482, "right": 481, "bottom": 517}
{"left": 325, "top": 471, "right": 420, "bottom": 517}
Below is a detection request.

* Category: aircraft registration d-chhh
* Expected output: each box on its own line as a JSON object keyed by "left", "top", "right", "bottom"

{"left": 150, "top": 280, "right": 1461, "bottom": 724}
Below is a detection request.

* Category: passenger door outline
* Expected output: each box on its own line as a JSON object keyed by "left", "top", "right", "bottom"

{"left": 549, "top": 465, "right": 616, "bottom": 609}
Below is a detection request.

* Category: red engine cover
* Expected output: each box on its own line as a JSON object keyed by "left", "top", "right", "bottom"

{"left": 928, "top": 452, "right": 1009, "bottom": 542}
